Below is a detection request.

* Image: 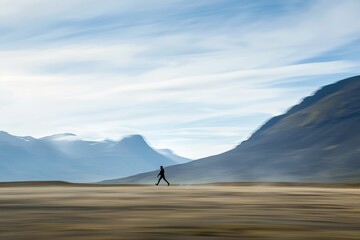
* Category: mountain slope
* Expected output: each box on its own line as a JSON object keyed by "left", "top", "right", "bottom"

{"left": 156, "top": 149, "right": 192, "bottom": 164}
{"left": 0, "top": 133, "right": 177, "bottom": 182}
{"left": 104, "top": 75, "right": 360, "bottom": 184}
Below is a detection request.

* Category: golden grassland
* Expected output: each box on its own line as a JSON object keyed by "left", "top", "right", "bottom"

{"left": 0, "top": 182, "right": 359, "bottom": 239}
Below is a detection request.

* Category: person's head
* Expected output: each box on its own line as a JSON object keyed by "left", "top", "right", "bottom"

{"left": 160, "top": 166, "right": 163, "bottom": 169}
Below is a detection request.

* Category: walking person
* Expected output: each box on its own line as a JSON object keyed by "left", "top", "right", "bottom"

{"left": 156, "top": 166, "right": 170, "bottom": 186}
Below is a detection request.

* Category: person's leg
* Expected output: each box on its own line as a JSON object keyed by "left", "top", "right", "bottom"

{"left": 155, "top": 177, "right": 162, "bottom": 185}
{"left": 163, "top": 177, "right": 170, "bottom": 186}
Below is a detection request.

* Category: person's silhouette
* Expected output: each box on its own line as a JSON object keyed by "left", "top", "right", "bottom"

{"left": 155, "top": 166, "right": 170, "bottom": 186}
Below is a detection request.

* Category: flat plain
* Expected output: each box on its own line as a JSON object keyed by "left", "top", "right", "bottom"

{"left": 0, "top": 183, "right": 359, "bottom": 240}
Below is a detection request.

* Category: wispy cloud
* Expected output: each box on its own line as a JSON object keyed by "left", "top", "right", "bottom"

{"left": 0, "top": 0, "right": 360, "bottom": 158}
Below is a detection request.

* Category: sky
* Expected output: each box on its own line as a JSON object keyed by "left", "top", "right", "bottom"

{"left": 0, "top": 0, "right": 360, "bottom": 159}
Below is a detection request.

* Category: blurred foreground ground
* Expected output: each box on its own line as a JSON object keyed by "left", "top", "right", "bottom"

{"left": 0, "top": 183, "right": 359, "bottom": 239}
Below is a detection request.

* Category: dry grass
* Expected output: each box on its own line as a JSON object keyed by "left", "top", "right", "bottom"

{"left": 0, "top": 183, "right": 359, "bottom": 239}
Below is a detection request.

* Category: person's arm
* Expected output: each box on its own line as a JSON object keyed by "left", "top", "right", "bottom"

{"left": 157, "top": 171, "right": 160, "bottom": 177}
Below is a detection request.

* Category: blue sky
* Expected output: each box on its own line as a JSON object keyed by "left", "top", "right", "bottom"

{"left": 0, "top": 0, "right": 359, "bottom": 158}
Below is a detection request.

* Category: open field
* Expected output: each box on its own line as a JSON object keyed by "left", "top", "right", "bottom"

{"left": 0, "top": 183, "right": 359, "bottom": 239}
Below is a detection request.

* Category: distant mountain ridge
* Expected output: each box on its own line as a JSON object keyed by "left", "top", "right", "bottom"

{"left": 103, "top": 75, "right": 360, "bottom": 184}
{"left": 156, "top": 149, "right": 192, "bottom": 164}
{"left": 0, "top": 133, "right": 182, "bottom": 182}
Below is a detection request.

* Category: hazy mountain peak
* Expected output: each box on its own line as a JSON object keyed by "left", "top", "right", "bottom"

{"left": 119, "top": 134, "right": 147, "bottom": 145}
{"left": 124, "top": 134, "right": 145, "bottom": 140}
{"left": 0, "top": 131, "right": 15, "bottom": 141}
{"left": 0, "top": 131, "right": 181, "bottom": 182}
{"left": 0, "top": 130, "right": 11, "bottom": 136}
{"left": 42, "top": 133, "right": 78, "bottom": 141}
{"left": 53, "top": 133, "right": 77, "bottom": 137}
{"left": 0, "top": 131, "right": 35, "bottom": 144}
{"left": 158, "top": 149, "right": 173, "bottom": 155}
{"left": 157, "top": 149, "right": 192, "bottom": 163}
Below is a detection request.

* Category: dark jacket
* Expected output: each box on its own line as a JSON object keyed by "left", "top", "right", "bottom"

{"left": 158, "top": 168, "right": 165, "bottom": 177}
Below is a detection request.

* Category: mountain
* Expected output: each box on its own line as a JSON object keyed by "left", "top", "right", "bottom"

{"left": 156, "top": 149, "right": 192, "bottom": 164}
{"left": 0, "top": 133, "right": 178, "bottom": 182}
{"left": 103, "top": 75, "right": 360, "bottom": 184}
